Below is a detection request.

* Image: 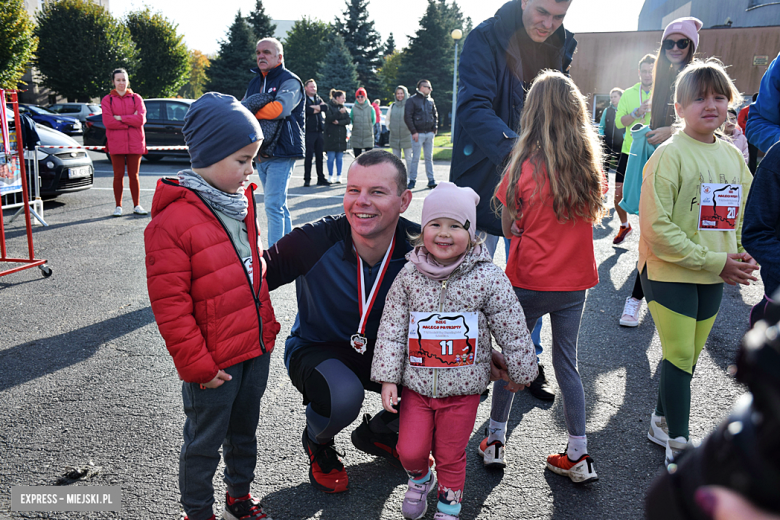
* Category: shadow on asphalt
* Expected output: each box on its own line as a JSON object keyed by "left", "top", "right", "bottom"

{"left": 0, "top": 306, "right": 155, "bottom": 392}
{"left": 261, "top": 461, "right": 405, "bottom": 519}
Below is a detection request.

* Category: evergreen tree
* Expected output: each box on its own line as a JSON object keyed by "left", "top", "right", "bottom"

{"left": 125, "top": 8, "right": 189, "bottom": 98}
{"left": 316, "top": 33, "right": 359, "bottom": 102}
{"left": 398, "top": 0, "right": 466, "bottom": 129}
{"left": 334, "top": 0, "right": 383, "bottom": 98}
{"left": 282, "top": 17, "right": 329, "bottom": 84}
{"left": 178, "top": 50, "right": 210, "bottom": 99}
{"left": 377, "top": 50, "right": 404, "bottom": 105}
{"left": 35, "top": 0, "right": 137, "bottom": 101}
{"left": 204, "top": 10, "right": 256, "bottom": 99}
{"left": 384, "top": 33, "right": 396, "bottom": 56}
{"left": 246, "top": 0, "right": 276, "bottom": 41}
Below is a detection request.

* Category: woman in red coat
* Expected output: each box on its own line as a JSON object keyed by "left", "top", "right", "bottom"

{"left": 101, "top": 68, "right": 147, "bottom": 216}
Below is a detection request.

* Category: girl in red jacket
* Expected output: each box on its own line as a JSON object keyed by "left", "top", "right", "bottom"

{"left": 145, "top": 93, "right": 280, "bottom": 520}
{"left": 101, "top": 68, "right": 147, "bottom": 216}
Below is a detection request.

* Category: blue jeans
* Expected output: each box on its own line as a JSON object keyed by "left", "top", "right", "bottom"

{"left": 483, "top": 232, "right": 543, "bottom": 358}
{"left": 410, "top": 131, "right": 435, "bottom": 182}
{"left": 326, "top": 151, "right": 343, "bottom": 177}
{"left": 257, "top": 157, "right": 295, "bottom": 247}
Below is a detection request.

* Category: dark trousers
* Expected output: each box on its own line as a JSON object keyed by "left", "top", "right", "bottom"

{"left": 179, "top": 354, "right": 272, "bottom": 520}
{"left": 304, "top": 132, "right": 325, "bottom": 183}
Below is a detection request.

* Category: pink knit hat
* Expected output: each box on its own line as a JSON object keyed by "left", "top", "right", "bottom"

{"left": 662, "top": 17, "right": 703, "bottom": 52}
{"left": 421, "top": 182, "right": 480, "bottom": 241}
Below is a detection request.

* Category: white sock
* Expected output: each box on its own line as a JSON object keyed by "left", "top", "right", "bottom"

{"left": 621, "top": 222, "right": 629, "bottom": 228}
{"left": 566, "top": 435, "right": 587, "bottom": 461}
{"left": 487, "top": 419, "right": 507, "bottom": 445}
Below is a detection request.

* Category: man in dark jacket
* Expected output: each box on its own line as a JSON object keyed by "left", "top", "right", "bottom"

{"left": 404, "top": 80, "right": 438, "bottom": 189}
{"left": 450, "top": 0, "right": 575, "bottom": 239}
{"left": 244, "top": 37, "right": 305, "bottom": 247}
{"left": 303, "top": 79, "right": 329, "bottom": 187}
{"left": 449, "top": 0, "right": 575, "bottom": 459}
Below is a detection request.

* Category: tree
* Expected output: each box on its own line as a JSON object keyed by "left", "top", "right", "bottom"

{"left": 398, "top": 0, "right": 466, "bottom": 129}
{"left": 282, "top": 17, "right": 329, "bottom": 85}
{"left": 316, "top": 33, "right": 359, "bottom": 103}
{"left": 384, "top": 33, "right": 396, "bottom": 56}
{"left": 0, "top": 0, "right": 38, "bottom": 90}
{"left": 35, "top": 0, "right": 137, "bottom": 101}
{"left": 377, "top": 50, "right": 404, "bottom": 105}
{"left": 204, "top": 10, "right": 256, "bottom": 99}
{"left": 334, "top": 0, "right": 383, "bottom": 99}
{"left": 125, "top": 8, "right": 189, "bottom": 98}
{"left": 178, "top": 50, "right": 210, "bottom": 99}
{"left": 246, "top": 0, "right": 276, "bottom": 41}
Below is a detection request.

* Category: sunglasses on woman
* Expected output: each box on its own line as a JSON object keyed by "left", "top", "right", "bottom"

{"left": 662, "top": 38, "right": 690, "bottom": 50}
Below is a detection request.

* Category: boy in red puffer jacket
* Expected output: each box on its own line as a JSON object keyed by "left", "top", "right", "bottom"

{"left": 144, "top": 93, "right": 281, "bottom": 520}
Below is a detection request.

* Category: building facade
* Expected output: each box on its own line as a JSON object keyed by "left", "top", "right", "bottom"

{"left": 639, "top": 0, "right": 780, "bottom": 30}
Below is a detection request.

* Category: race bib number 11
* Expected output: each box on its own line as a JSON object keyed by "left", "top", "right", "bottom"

{"left": 408, "top": 312, "right": 479, "bottom": 368}
{"left": 699, "top": 183, "right": 741, "bottom": 231}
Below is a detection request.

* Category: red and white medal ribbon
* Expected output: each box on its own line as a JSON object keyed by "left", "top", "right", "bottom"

{"left": 351, "top": 234, "right": 396, "bottom": 354}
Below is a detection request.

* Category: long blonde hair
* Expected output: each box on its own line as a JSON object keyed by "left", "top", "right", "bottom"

{"left": 494, "top": 70, "right": 605, "bottom": 224}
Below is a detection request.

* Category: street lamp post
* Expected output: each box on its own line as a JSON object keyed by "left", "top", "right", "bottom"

{"left": 450, "top": 29, "right": 462, "bottom": 143}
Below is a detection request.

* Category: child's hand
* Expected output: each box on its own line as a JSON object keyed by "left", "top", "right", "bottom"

{"left": 510, "top": 222, "right": 524, "bottom": 237}
{"left": 505, "top": 381, "right": 529, "bottom": 393}
{"left": 719, "top": 253, "right": 759, "bottom": 286}
{"left": 201, "top": 370, "right": 232, "bottom": 389}
{"left": 490, "top": 350, "right": 510, "bottom": 382}
{"left": 381, "top": 382, "right": 399, "bottom": 413}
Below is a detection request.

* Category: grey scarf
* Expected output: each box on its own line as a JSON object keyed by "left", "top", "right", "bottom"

{"left": 178, "top": 169, "right": 248, "bottom": 221}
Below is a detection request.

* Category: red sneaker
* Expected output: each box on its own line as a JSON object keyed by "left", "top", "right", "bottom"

{"left": 546, "top": 451, "right": 598, "bottom": 484}
{"left": 613, "top": 223, "right": 633, "bottom": 245}
{"left": 477, "top": 436, "right": 506, "bottom": 468}
{"left": 302, "top": 428, "right": 349, "bottom": 493}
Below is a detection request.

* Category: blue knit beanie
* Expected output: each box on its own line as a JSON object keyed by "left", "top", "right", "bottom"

{"left": 183, "top": 92, "right": 263, "bottom": 168}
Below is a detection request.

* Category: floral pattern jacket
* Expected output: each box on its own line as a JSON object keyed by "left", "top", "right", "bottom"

{"left": 371, "top": 246, "right": 538, "bottom": 398}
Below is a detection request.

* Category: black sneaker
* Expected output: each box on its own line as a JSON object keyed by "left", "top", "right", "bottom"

{"left": 427, "top": 182, "right": 437, "bottom": 189}
{"left": 302, "top": 428, "right": 349, "bottom": 493}
{"left": 316, "top": 179, "right": 331, "bottom": 186}
{"left": 529, "top": 364, "right": 555, "bottom": 401}
{"left": 350, "top": 413, "right": 402, "bottom": 468}
{"left": 407, "top": 180, "right": 416, "bottom": 189}
{"left": 223, "top": 492, "right": 271, "bottom": 520}
{"left": 303, "top": 180, "right": 311, "bottom": 187}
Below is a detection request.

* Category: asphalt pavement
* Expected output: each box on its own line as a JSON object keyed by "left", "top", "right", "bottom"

{"left": 0, "top": 148, "right": 764, "bottom": 519}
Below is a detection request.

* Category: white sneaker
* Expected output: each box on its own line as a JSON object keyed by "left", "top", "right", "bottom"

{"left": 478, "top": 436, "right": 506, "bottom": 468}
{"left": 133, "top": 205, "right": 148, "bottom": 215}
{"left": 112, "top": 206, "right": 123, "bottom": 217}
{"left": 546, "top": 451, "right": 598, "bottom": 484}
{"left": 619, "top": 297, "right": 642, "bottom": 327}
{"left": 328, "top": 176, "right": 334, "bottom": 184}
{"left": 335, "top": 176, "right": 342, "bottom": 184}
{"left": 647, "top": 413, "right": 669, "bottom": 447}
{"left": 665, "top": 436, "right": 689, "bottom": 466}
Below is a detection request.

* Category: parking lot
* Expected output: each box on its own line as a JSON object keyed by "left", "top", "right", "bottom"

{"left": 0, "top": 148, "right": 763, "bottom": 519}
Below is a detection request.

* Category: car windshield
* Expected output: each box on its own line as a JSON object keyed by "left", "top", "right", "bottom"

{"left": 89, "top": 105, "right": 101, "bottom": 113}
{"left": 29, "top": 106, "right": 56, "bottom": 115}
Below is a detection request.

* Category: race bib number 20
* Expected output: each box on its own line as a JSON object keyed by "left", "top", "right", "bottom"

{"left": 408, "top": 312, "right": 479, "bottom": 368}
{"left": 699, "top": 183, "right": 741, "bottom": 231}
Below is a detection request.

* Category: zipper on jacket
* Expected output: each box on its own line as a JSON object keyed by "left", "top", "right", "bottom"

{"left": 432, "top": 279, "right": 448, "bottom": 398}
{"left": 188, "top": 187, "right": 267, "bottom": 354}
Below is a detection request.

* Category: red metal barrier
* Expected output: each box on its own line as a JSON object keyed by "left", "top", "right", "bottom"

{"left": 0, "top": 90, "right": 51, "bottom": 279}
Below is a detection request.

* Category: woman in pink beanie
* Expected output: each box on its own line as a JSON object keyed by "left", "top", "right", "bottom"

{"left": 647, "top": 16, "right": 703, "bottom": 146}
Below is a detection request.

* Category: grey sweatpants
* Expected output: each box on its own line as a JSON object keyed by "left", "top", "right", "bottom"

{"left": 491, "top": 288, "right": 587, "bottom": 437}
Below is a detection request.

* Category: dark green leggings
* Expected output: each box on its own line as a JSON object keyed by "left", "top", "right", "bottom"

{"left": 640, "top": 268, "right": 723, "bottom": 439}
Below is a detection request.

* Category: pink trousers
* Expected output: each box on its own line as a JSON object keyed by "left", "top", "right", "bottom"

{"left": 397, "top": 388, "right": 480, "bottom": 501}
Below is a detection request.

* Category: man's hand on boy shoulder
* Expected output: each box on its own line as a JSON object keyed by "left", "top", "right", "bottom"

{"left": 199, "top": 369, "right": 232, "bottom": 389}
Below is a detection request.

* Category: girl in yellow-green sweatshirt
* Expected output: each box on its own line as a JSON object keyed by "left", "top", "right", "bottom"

{"left": 638, "top": 59, "right": 758, "bottom": 467}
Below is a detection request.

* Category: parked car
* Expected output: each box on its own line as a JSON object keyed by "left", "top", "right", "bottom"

{"left": 3, "top": 108, "right": 93, "bottom": 198}
{"left": 83, "top": 98, "right": 193, "bottom": 162}
{"left": 47, "top": 102, "right": 102, "bottom": 123}
{"left": 15, "top": 104, "right": 82, "bottom": 135}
